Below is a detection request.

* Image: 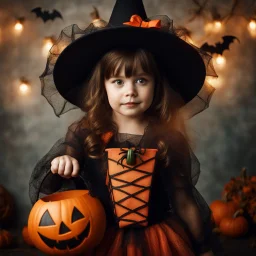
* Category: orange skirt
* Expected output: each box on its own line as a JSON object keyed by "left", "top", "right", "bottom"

{"left": 89, "top": 216, "right": 195, "bottom": 256}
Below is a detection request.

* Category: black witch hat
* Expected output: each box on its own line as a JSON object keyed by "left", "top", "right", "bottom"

{"left": 41, "top": 0, "right": 217, "bottom": 117}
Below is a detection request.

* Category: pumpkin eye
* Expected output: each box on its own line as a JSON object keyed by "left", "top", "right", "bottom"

{"left": 39, "top": 210, "right": 56, "bottom": 226}
{"left": 71, "top": 207, "right": 84, "bottom": 223}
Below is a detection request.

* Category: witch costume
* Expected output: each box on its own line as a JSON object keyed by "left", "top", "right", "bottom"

{"left": 30, "top": 0, "right": 224, "bottom": 255}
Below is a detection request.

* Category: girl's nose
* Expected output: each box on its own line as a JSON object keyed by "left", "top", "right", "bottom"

{"left": 125, "top": 82, "right": 137, "bottom": 97}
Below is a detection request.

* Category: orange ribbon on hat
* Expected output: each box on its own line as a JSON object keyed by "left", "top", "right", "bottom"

{"left": 123, "top": 14, "right": 161, "bottom": 28}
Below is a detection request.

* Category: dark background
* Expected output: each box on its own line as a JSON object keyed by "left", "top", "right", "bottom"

{"left": 0, "top": 0, "right": 256, "bottom": 237}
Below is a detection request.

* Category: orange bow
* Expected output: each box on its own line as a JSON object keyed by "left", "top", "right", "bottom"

{"left": 123, "top": 15, "right": 161, "bottom": 29}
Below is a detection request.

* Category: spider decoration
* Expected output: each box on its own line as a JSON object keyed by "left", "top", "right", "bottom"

{"left": 117, "top": 143, "right": 146, "bottom": 167}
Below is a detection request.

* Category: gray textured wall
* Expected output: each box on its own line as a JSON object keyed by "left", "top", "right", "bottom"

{"left": 0, "top": 0, "right": 256, "bottom": 230}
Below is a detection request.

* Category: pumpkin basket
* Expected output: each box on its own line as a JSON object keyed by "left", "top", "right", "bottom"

{"left": 28, "top": 189, "right": 106, "bottom": 255}
{"left": 105, "top": 147, "right": 158, "bottom": 228}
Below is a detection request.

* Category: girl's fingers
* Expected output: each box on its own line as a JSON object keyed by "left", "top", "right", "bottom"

{"left": 71, "top": 159, "right": 80, "bottom": 177}
{"left": 63, "top": 157, "right": 72, "bottom": 178}
{"left": 51, "top": 155, "right": 80, "bottom": 179}
{"left": 51, "top": 158, "right": 59, "bottom": 174}
{"left": 58, "top": 157, "right": 65, "bottom": 176}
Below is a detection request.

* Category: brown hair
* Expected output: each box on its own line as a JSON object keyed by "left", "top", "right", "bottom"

{"left": 78, "top": 48, "right": 190, "bottom": 166}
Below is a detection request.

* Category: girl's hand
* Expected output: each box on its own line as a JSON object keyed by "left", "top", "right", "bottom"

{"left": 51, "top": 155, "right": 80, "bottom": 179}
{"left": 200, "top": 250, "right": 215, "bottom": 256}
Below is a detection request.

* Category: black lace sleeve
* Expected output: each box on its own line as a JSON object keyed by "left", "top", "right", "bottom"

{"left": 163, "top": 131, "right": 215, "bottom": 255}
{"left": 29, "top": 121, "right": 89, "bottom": 205}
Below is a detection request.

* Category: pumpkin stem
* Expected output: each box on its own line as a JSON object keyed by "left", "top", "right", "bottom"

{"left": 233, "top": 209, "right": 244, "bottom": 218}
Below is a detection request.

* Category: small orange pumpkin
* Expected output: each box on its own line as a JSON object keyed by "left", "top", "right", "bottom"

{"left": 22, "top": 226, "right": 34, "bottom": 247}
{"left": 28, "top": 190, "right": 106, "bottom": 255}
{"left": 219, "top": 209, "right": 248, "bottom": 238}
{"left": 0, "top": 229, "right": 13, "bottom": 248}
{"left": 210, "top": 200, "right": 238, "bottom": 226}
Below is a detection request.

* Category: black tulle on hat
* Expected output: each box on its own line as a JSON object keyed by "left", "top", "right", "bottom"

{"left": 40, "top": 0, "right": 217, "bottom": 117}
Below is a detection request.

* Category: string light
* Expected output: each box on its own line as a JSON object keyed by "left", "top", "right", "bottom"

{"left": 215, "top": 55, "right": 226, "bottom": 68}
{"left": 14, "top": 18, "right": 25, "bottom": 32}
{"left": 213, "top": 21, "right": 222, "bottom": 30}
{"left": 248, "top": 19, "right": 256, "bottom": 37}
{"left": 204, "top": 20, "right": 223, "bottom": 33}
{"left": 42, "top": 37, "right": 55, "bottom": 56}
{"left": 19, "top": 77, "right": 31, "bottom": 95}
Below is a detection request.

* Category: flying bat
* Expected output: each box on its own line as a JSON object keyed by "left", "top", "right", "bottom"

{"left": 200, "top": 36, "right": 240, "bottom": 55}
{"left": 31, "top": 7, "right": 63, "bottom": 22}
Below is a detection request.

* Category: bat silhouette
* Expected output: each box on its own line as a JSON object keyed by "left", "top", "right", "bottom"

{"left": 200, "top": 36, "right": 240, "bottom": 55}
{"left": 31, "top": 7, "right": 63, "bottom": 22}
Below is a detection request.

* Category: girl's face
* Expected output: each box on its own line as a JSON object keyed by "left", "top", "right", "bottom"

{"left": 104, "top": 65, "right": 154, "bottom": 120}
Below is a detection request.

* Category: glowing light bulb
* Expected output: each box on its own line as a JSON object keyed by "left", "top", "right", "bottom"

{"left": 249, "top": 20, "right": 256, "bottom": 31}
{"left": 42, "top": 37, "right": 55, "bottom": 56}
{"left": 19, "top": 83, "right": 30, "bottom": 94}
{"left": 14, "top": 22, "right": 23, "bottom": 31}
{"left": 248, "top": 20, "right": 256, "bottom": 37}
{"left": 215, "top": 55, "right": 226, "bottom": 67}
{"left": 214, "top": 21, "right": 222, "bottom": 29}
{"left": 45, "top": 40, "right": 54, "bottom": 51}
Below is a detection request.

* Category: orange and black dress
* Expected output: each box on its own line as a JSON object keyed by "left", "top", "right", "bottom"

{"left": 29, "top": 120, "right": 224, "bottom": 256}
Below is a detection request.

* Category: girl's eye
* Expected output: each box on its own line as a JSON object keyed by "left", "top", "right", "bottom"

{"left": 113, "top": 80, "right": 123, "bottom": 85}
{"left": 136, "top": 78, "right": 147, "bottom": 84}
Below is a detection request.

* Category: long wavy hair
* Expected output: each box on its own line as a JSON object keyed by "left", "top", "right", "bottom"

{"left": 76, "top": 48, "right": 190, "bottom": 165}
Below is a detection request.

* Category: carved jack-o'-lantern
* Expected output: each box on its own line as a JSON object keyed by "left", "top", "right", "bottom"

{"left": 28, "top": 190, "right": 106, "bottom": 255}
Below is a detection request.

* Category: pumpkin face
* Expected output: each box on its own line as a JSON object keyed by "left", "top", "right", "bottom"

{"left": 28, "top": 190, "right": 106, "bottom": 255}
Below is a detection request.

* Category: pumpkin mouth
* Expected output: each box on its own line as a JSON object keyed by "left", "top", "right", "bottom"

{"left": 38, "top": 222, "right": 90, "bottom": 250}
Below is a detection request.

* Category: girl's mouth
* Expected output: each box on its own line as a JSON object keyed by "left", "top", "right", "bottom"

{"left": 124, "top": 103, "right": 139, "bottom": 107}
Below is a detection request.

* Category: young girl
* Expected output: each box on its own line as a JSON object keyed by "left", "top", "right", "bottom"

{"left": 30, "top": 0, "right": 223, "bottom": 255}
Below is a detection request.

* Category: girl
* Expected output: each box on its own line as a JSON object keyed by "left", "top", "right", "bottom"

{"left": 30, "top": 0, "right": 223, "bottom": 255}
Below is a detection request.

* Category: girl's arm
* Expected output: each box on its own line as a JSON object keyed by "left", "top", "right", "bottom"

{"left": 29, "top": 122, "right": 87, "bottom": 204}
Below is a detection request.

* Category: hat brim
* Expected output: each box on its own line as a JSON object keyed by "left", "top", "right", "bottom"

{"left": 53, "top": 26, "right": 206, "bottom": 106}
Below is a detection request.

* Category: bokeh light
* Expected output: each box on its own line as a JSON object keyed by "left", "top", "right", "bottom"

{"left": 14, "top": 21, "right": 23, "bottom": 31}
{"left": 215, "top": 55, "right": 226, "bottom": 68}
{"left": 42, "top": 37, "right": 55, "bottom": 56}
{"left": 248, "top": 19, "right": 256, "bottom": 37}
